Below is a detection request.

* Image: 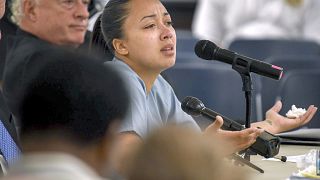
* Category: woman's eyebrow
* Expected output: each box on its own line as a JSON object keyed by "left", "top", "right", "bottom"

{"left": 140, "top": 12, "right": 170, "bottom": 22}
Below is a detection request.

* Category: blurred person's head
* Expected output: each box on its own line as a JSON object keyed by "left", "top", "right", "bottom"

{"left": 11, "top": 0, "right": 89, "bottom": 47}
{"left": 0, "top": 0, "right": 5, "bottom": 39}
{"left": 126, "top": 126, "right": 246, "bottom": 180}
{"left": 92, "top": 0, "right": 176, "bottom": 75}
{"left": 0, "top": 0, "right": 4, "bottom": 20}
{"left": 18, "top": 48, "right": 129, "bottom": 176}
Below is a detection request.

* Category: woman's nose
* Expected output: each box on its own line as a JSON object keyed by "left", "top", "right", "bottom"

{"left": 160, "top": 25, "right": 174, "bottom": 40}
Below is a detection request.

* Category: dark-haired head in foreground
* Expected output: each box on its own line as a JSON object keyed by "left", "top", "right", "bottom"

{"left": 12, "top": 49, "right": 129, "bottom": 178}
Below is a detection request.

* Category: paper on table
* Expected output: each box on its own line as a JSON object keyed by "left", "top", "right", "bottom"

{"left": 291, "top": 165, "right": 320, "bottom": 179}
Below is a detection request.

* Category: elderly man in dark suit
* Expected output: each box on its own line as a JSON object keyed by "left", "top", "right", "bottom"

{"left": 2, "top": 0, "right": 90, "bottom": 125}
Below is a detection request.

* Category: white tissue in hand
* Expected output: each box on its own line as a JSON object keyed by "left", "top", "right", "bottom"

{"left": 286, "top": 105, "right": 306, "bottom": 118}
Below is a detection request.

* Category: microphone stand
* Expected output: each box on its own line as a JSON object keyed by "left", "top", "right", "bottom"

{"left": 231, "top": 56, "right": 253, "bottom": 129}
{"left": 230, "top": 153, "right": 264, "bottom": 173}
{"left": 231, "top": 56, "right": 263, "bottom": 173}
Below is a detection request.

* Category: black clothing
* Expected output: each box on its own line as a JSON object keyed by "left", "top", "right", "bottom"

{"left": 0, "top": 0, "right": 18, "bottom": 80}
{"left": 2, "top": 28, "right": 95, "bottom": 121}
{"left": 0, "top": 90, "right": 20, "bottom": 173}
{"left": 0, "top": 91, "right": 18, "bottom": 145}
{"left": 2, "top": 29, "right": 57, "bottom": 121}
{"left": 0, "top": 0, "right": 21, "bottom": 155}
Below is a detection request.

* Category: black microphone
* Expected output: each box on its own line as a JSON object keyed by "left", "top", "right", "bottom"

{"left": 181, "top": 96, "right": 243, "bottom": 131}
{"left": 194, "top": 40, "right": 283, "bottom": 80}
{"left": 181, "top": 96, "right": 281, "bottom": 158}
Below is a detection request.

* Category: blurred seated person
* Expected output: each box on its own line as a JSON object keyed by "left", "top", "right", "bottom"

{"left": 0, "top": 0, "right": 20, "bottom": 174}
{"left": 127, "top": 126, "right": 246, "bottom": 180}
{"left": 0, "top": 0, "right": 5, "bottom": 29}
{"left": 0, "top": 0, "right": 18, "bottom": 85}
{"left": 3, "top": 49, "right": 129, "bottom": 179}
{"left": 192, "top": 0, "right": 320, "bottom": 47}
{"left": 0, "top": 0, "right": 4, "bottom": 18}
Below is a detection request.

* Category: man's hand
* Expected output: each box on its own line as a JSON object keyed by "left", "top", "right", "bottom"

{"left": 204, "top": 116, "right": 263, "bottom": 153}
{"left": 252, "top": 101, "right": 317, "bottom": 134}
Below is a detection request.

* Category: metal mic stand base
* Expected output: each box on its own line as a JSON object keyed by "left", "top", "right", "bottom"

{"left": 230, "top": 153, "right": 264, "bottom": 173}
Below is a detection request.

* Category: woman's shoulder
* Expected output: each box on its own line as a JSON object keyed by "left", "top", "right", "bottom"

{"left": 105, "top": 60, "right": 140, "bottom": 81}
{"left": 105, "top": 60, "right": 147, "bottom": 94}
{"left": 153, "top": 75, "right": 176, "bottom": 97}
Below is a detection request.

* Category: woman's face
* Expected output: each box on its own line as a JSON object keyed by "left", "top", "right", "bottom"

{"left": 120, "top": 0, "right": 176, "bottom": 73}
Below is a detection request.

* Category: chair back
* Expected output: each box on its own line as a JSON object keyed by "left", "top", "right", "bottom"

{"left": 163, "top": 61, "right": 259, "bottom": 125}
{"left": 260, "top": 55, "right": 320, "bottom": 116}
{"left": 228, "top": 39, "right": 320, "bottom": 61}
{"left": 276, "top": 70, "right": 320, "bottom": 128}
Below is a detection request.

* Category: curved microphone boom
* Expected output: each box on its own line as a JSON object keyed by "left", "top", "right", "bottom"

{"left": 194, "top": 40, "right": 283, "bottom": 80}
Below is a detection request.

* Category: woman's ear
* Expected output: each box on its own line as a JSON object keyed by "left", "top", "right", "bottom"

{"left": 113, "top": 39, "right": 129, "bottom": 56}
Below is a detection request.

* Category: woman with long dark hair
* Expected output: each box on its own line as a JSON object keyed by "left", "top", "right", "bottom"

{"left": 90, "top": 0, "right": 317, "bottom": 174}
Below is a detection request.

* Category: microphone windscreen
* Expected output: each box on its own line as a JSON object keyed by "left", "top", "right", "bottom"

{"left": 181, "top": 96, "right": 204, "bottom": 116}
{"left": 194, "top": 40, "right": 217, "bottom": 60}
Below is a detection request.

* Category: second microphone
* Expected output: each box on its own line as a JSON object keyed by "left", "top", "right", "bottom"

{"left": 194, "top": 40, "right": 283, "bottom": 80}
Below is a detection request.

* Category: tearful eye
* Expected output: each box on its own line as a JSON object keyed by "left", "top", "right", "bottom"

{"left": 145, "top": 24, "right": 156, "bottom": 29}
{"left": 166, "top": 21, "right": 173, "bottom": 27}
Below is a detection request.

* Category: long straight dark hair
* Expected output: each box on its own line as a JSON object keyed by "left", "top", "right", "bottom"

{"left": 89, "top": 0, "right": 130, "bottom": 61}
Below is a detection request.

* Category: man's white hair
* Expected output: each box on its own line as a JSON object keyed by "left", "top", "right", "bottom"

{"left": 11, "top": 0, "right": 39, "bottom": 24}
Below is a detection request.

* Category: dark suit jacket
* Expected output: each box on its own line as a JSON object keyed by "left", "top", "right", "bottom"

{"left": 2, "top": 29, "right": 57, "bottom": 122}
{"left": 0, "top": 0, "right": 18, "bottom": 80}
{"left": 0, "top": 0, "right": 20, "bottom": 149}
{"left": 0, "top": 90, "right": 18, "bottom": 145}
